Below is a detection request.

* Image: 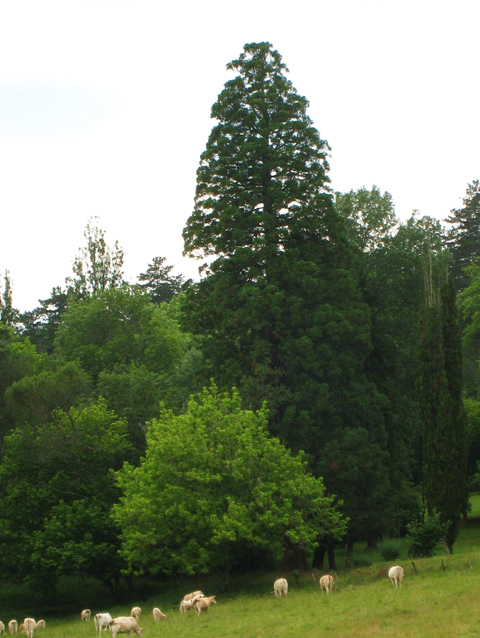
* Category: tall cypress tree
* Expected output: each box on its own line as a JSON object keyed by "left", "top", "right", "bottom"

{"left": 183, "top": 42, "right": 392, "bottom": 555}
{"left": 418, "top": 268, "right": 468, "bottom": 552}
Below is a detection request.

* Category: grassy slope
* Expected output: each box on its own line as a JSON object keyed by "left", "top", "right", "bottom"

{"left": 2, "top": 497, "right": 480, "bottom": 638}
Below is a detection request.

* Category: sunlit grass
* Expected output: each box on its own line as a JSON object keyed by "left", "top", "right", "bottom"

{"left": 2, "top": 500, "right": 480, "bottom": 637}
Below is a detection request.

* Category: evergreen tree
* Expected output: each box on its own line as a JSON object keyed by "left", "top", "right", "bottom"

{"left": 445, "top": 180, "right": 480, "bottom": 291}
{"left": 137, "top": 256, "right": 185, "bottom": 303}
{"left": 183, "top": 42, "right": 391, "bottom": 551}
{"left": 418, "top": 268, "right": 468, "bottom": 552}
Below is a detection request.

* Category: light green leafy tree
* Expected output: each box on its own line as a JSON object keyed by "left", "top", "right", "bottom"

{"left": 114, "top": 385, "right": 346, "bottom": 585}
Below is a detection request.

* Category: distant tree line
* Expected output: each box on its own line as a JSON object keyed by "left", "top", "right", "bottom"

{"left": 0, "top": 42, "right": 479, "bottom": 598}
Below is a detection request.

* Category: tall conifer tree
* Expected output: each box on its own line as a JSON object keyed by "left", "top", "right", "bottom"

{"left": 418, "top": 268, "right": 468, "bottom": 552}
{"left": 183, "top": 42, "right": 392, "bottom": 554}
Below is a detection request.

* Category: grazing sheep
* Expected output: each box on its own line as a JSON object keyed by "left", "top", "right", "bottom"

{"left": 0, "top": 622, "right": 5, "bottom": 635}
{"left": 319, "top": 574, "right": 334, "bottom": 594}
{"left": 179, "top": 600, "right": 194, "bottom": 614}
{"left": 34, "top": 622, "right": 44, "bottom": 632}
{"left": 273, "top": 578, "right": 288, "bottom": 597}
{"left": 182, "top": 590, "right": 203, "bottom": 602}
{"left": 152, "top": 608, "right": 166, "bottom": 622}
{"left": 8, "top": 621, "right": 18, "bottom": 636}
{"left": 194, "top": 596, "right": 216, "bottom": 616}
{"left": 23, "top": 620, "right": 36, "bottom": 638}
{"left": 94, "top": 613, "right": 113, "bottom": 635}
{"left": 81, "top": 610, "right": 91, "bottom": 622}
{"left": 17, "top": 625, "right": 25, "bottom": 635}
{"left": 388, "top": 565, "right": 404, "bottom": 588}
{"left": 109, "top": 617, "right": 143, "bottom": 638}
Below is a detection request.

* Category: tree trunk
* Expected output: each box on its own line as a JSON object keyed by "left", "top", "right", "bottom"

{"left": 345, "top": 538, "right": 354, "bottom": 569}
{"left": 327, "top": 543, "right": 337, "bottom": 570}
{"left": 125, "top": 575, "right": 134, "bottom": 596}
{"left": 312, "top": 543, "right": 326, "bottom": 570}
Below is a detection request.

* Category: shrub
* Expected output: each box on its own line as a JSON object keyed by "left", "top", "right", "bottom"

{"left": 407, "top": 510, "right": 451, "bottom": 558}
{"left": 379, "top": 539, "right": 402, "bottom": 561}
{"left": 352, "top": 554, "right": 373, "bottom": 567}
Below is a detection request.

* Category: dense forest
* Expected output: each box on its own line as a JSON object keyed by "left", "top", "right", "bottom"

{"left": 1, "top": 42, "right": 480, "bottom": 600}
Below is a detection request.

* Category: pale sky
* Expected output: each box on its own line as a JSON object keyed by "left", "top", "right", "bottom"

{"left": 1, "top": 0, "right": 478, "bottom": 312}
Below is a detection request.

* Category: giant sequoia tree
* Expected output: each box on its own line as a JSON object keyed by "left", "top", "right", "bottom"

{"left": 183, "top": 42, "right": 391, "bottom": 550}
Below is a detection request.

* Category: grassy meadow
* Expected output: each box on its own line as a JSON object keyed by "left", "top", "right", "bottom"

{"left": 3, "top": 497, "right": 480, "bottom": 638}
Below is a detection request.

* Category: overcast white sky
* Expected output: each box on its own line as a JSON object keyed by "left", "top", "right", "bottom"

{"left": 1, "top": 0, "right": 478, "bottom": 311}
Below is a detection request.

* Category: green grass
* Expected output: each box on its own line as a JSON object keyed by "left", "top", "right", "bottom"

{"left": 2, "top": 502, "right": 480, "bottom": 637}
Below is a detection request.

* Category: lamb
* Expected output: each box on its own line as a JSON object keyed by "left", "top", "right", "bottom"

{"left": 0, "top": 622, "right": 5, "bottom": 635}
{"left": 23, "top": 620, "right": 36, "bottom": 638}
{"left": 94, "top": 613, "right": 113, "bottom": 635}
{"left": 194, "top": 596, "right": 216, "bottom": 616}
{"left": 388, "top": 565, "right": 404, "bottom": 588}
{"left": 109, "top": 617, "right": 143, "bottom": 638}
{"left": 152, "top": 608, "right": 166, "bottom": 622}
{"left": 17, "top": 626, "right": 25, "bottom": 635}
{"left": 130, "top": 608, "right": 141, "bottom": 622}
{"left": 179, "top": 600, "right": 194, "bottom": 614}
{"left": 81, "top": 610, "right": 91, "bottom": 622}
{"left": 273, "top": 578, "right": 288, "bottom": 597}
{"left": 8, "top": 621, "right": 18, "bottom": 636}
{"left": 319, "top": 574, "right": 334, "bottom": 594}
{"left": 34, "top": 623, "right": 44, "bottom": 632}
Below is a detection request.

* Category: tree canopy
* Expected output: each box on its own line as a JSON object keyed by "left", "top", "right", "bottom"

{"left": 114, "top": 385, "right": 346, "bottom": 579}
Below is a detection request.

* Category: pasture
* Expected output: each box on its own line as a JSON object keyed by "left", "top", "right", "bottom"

{"left": 2, "top": 498, "right": 480, "bottom": 638}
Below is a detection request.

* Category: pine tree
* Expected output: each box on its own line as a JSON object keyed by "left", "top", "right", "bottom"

{"left": 445, "top": 180, "right": 480, "bottom": 291}
{"left": 137, "top": 256, "right": 184, "bottom": 303}
{"left": 183, "top": 42, "right": 391, "bottom": 553}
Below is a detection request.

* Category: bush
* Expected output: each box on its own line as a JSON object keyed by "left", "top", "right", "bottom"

{"left": 407, "top": 510, "right": 450, "bottom": 558}
{"left": 352, "top": 554, "right": 373, "bottom": 567}
{"left": 379, "top": 539, "right": 402, "bottom": 561}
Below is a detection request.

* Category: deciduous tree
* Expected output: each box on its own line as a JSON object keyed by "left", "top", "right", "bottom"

{"left": 114, "top": 385, "right": 346, "bottom": 582}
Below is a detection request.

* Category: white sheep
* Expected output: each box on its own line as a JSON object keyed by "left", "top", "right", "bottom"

{"left": 273, "top": 578, "right": 288, "bottom": 597}
{"left": 130, "top": 608, "right": 141, "bottom": 621}
{"left": 319, "top": 574, "right": 334, "bottom": 594}
{"left": 194, "top": 596, "right": 216, "bottom": 616}
{"left": 152, "top": 608, "right": 166, "bottom": 622}
{"left": 388, "top": 565, "right": 404, "bottom": 588}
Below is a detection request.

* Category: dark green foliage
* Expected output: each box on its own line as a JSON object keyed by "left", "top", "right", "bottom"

{"left": 379, "top": 539, "right": 402, "bottom": 561}
{"left": 459, "top": 261, "right": 480, "bottom": 396}
{"left": 138, "top": 256, "right": 185, "bottom": 303}
{"left": 445, "top": 180, "right": 480, "bottom": 291}
{"left": 407, "top": 510, "right": 451, "bottom": 558}
{"left": 18, "top": 286, "right": 69, "bottom": 354}
{"left": 418, "top": 271, "right": 468, "bottom": 552}
{"left": 0, "top": 399, "right": 132, "bottom": 597}
{"left": 5, "top": 360, "right": 91, "bottom": 428}
{"left": 0, "top": 323, "right": 42, "bottom": 440}
{"left": 55, "top": 288, "right": 202, "bottom": 453}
